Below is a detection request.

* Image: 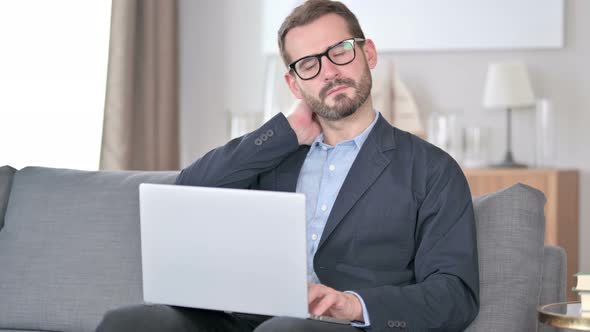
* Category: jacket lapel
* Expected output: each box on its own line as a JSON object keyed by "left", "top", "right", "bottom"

{"left": 275, "top": 146, "right": 309, "bottom": 192}
{"left": 317, "top": 115, "right": 396, "bottom": 249}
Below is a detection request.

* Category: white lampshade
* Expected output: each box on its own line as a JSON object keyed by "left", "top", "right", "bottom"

{"left": 483, "top": 62, "right": 535, "bottom": 109}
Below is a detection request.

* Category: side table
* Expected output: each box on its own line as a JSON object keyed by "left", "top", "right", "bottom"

{"left": 538, "top": 302, "right": 590, "bottom": 330}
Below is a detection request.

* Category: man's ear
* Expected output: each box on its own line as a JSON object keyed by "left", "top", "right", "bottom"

{"left": 284, "top": 72, "right": 303, "bottom": 99}
{"left": 362, "top": 39, "right": 378, "bottom": 70}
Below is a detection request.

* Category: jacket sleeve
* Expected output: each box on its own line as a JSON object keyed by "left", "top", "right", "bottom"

{"left": 175, "top": 113, "right": 299, "bottom": 188}
{"left": 354, "top": 156, "right": 480, "bottom": 331}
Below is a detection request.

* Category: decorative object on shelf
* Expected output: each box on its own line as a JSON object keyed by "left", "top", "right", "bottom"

{"left": 390, "top": 63, "right": 426, "bottom": 138}
{"left": 379, "top": 62, "right": 426, "bottom": 138}
{"left": 483, "top": 62, "right": 535, "bottom": 168}
{"left": 535, "top": 98, "right": 555, "bottom": 167}
{"left": 427, "top": 111, "right": 462, "bottom": 163}
{"left": 462, "top": 126, "right": 489, "bottom": 168}
{"left": 370, "top": 60, "right": 393, "bottom": 126}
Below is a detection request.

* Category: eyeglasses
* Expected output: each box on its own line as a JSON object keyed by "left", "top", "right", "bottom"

{"left": 289, "top": 38, "right": 365, "bottom": 80}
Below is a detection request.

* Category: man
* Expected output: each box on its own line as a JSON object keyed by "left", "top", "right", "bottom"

{"left": 97, "top": 1, "right": 479, "bottom": 331}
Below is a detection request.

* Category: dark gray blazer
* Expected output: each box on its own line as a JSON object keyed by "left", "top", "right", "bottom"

{"left": 176, "top": 113, "right": 479, "bottom": 331}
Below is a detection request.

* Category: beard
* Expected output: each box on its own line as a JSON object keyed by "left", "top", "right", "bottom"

{"left": 300, "top": 64, "right": 372, "bottom": 121}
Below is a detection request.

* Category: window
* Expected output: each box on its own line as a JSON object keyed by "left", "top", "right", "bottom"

{"left": 0, "top": 1, "right": 111, "bottom": 170}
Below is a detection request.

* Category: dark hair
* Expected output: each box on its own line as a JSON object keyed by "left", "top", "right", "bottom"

{"left": 277, "top": 0, "right": 366, "bottom": 66}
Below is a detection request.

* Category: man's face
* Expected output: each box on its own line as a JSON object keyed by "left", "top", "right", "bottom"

{"left": 283, "top": 14, "right": 377, "bottom": 121}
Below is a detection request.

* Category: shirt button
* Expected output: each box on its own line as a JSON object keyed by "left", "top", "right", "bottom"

{"left": 311, "top": 234, "right": 318, "bottom": 241}
{"left": 329, "top": 165, "right": 336, "bottom": 171}
{"left": 321, "top": 146, "right": 328, "bottom": 151}
{"left": 321, "top": 204, "right": 327, "bottom": 211}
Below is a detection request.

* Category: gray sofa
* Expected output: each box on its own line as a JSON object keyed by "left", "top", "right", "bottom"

{"left": 0, "top": 166, "right": 565, "bottom": 332}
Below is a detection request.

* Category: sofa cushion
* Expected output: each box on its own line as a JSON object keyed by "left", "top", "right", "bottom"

{"left": 0, "top": 167, "right": 178, "bottom": 332}
{"left": 0, "top": 166, "right": 16, "bottom": 231}
{"left": 465, "top": 183, "right": 546, "bottom": 332}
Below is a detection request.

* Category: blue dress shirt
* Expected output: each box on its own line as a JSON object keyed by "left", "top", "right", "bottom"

{"left": 295, "top": 110, "right": 379, "bottom": 327}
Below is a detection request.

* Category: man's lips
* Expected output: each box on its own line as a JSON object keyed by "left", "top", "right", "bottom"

{"left": 319, "top": 78, "right": 356, "bottom": 100}
{"left": 326, "top": 85, "right": 349, "bottom": 96}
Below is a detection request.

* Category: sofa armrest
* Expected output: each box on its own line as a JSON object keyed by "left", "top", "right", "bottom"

{"left": 540, "top": 245, "right": 567, "bottom": 305}
{"left": 0, "top": 165, "right": 16, "bottom": 231}
{"left": 538, "top": 245, "right": 567, "bottom": 332}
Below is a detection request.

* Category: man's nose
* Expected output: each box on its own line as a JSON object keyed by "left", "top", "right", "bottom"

{"left": 320, "top": 56, "right": 340, "bottom": 81}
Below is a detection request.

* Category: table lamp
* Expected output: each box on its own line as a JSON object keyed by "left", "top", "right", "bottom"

{"left": 483, "top": 62, "right": 535, "bottom": 168}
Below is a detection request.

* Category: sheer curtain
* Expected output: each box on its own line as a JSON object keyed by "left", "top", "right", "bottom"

{"left": 100, "top": 0, "right": 179, "bottom": 171}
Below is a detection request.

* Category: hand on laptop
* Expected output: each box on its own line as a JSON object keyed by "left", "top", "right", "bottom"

{"left": 287, "top": 101, "right": 322, "bottom": 146}
{"left": 308, "top": 283, "right": 363, "bottom": 322}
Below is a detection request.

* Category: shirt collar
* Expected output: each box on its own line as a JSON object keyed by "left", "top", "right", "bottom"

{"left": 309, "top": 109, "right": 379, "bottom": 152}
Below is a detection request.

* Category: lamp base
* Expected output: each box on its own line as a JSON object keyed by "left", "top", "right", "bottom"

{"left": 493, "top": 111, "right": 528, "bottom": 168}
{"left": 490, "top": 149, "right": 528, "bottom": 168}
{"left": 490, "top": 160, "right": 528, "bottom": 168}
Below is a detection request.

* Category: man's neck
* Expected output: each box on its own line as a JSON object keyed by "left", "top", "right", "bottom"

{"left": 317, "top": 99, "right": 376, "bottom": 146}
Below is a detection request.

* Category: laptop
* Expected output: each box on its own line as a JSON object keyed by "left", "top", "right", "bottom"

{"left": 139, "top": 183, "right": 350, "bottom": 325}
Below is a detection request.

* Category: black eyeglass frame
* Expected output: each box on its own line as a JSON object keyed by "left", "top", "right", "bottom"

{"left": 288, "top": 37, "right": 365, "bottom": 80}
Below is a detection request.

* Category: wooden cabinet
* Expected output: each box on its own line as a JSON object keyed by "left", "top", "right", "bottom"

{"left": 464, "top": 168, "right": 579, "bottom": 300}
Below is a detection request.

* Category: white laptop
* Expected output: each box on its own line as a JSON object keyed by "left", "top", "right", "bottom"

{"left": 139, "top": 183, "right": 350, "bottom": 324}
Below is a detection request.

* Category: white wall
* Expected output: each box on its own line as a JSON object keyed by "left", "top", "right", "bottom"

{"left": 179, "top": 0, "right": 228, "bottom": 166}
{"left": 179, "top": 0, "right": 266, "bottom": 166}
{"left": 179, "top": 0, "right": 589, "bottom": 271}
{"left": 223, "top": 0, "right": 266, "bottom": 117}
